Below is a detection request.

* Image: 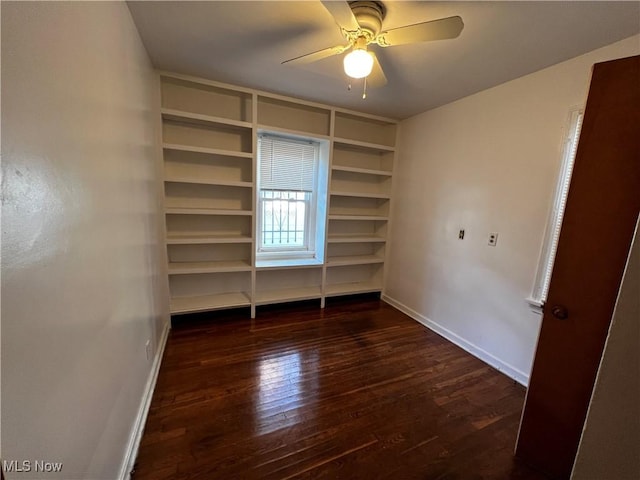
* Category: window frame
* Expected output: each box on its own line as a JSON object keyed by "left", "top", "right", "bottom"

{"left": 255, "top": 132, "right": 328, "bottom": 266}
{"left": 529, "top": 107, "right": 584, "bottom": 310}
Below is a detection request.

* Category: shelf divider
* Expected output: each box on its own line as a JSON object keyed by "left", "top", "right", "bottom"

{"left": 325, "top": 282, "right": 382, "bottom": 297}
{"left": 332, "top": 165, "right": 393, "bottom": 177}
{"left": 327, "top": 255, "right": 385, "bottom": 266}
{"left": 168, "top": 260, "right": 252, "bottom": 275}
{"left": 165, "top": 207, "right": 253, "bottom": 216}
{"left": 254, "top": 286, "right": 322, "bottom": 306}
{"left": 166, "top": 234, "right": 252, "bottom": 245}
{"left": 162, "top": 108, "right": 252, "bottom": 130}
{"left": 171, "top": 292, "right": 251, "bottom": 314}
{"left": 163, "top": 143, "right": 253, "bottom": 159}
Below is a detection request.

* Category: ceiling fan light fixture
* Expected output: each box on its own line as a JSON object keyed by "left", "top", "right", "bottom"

{"left": 343, "top": 48, "right": 374, "bottom": 79}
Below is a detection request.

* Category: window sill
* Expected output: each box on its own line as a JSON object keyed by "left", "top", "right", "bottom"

{"left": 256, "top": 258, "right": 324, "bottom": 269}
{"left": 526, "top": 297, "right": 544, "bottom": 315}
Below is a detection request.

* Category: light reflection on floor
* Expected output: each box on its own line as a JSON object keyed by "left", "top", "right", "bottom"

{"left": 255, "top": 349, "right": 318, "bottom": 435}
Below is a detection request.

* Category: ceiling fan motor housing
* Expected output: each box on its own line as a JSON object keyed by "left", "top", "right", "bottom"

{"left": 349, "top": 1, "right": 385, "bottom": 39}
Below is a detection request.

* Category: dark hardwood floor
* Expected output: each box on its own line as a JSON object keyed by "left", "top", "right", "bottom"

{"left": 133, "top": 296, "right": 547, "bottom": 480}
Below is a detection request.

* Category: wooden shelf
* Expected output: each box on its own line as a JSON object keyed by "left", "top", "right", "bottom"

{"left": 332, "top": 165, "right": 392, "bottom": 177}
{"left": 325, "top": 281, "right": 382, "bottom": 297}
{"left": 257, "top": 95, "right": 330, "bottom": 136}
{"left": 255, "top": 286, "right": 322, "bottom": 306}
{"left": 165, "top": 207, "right": 253, "bottom": 216}
{"left": 327, "top": 255, "right": 384, "bottom": 266}
{"left": 168, "top": 260, "right": 252, "bottom": 275}
{"left": 170, "top": 292, "right": 251, "bottom": 314}
{"left": 162, "top": 108, "right": 252, "bottom": 130}
{"left": 165, "top": 175, "right": 253, "bottom": 188}
{"left": 166, "top": 233, "right": 252, "bottom": 245}
{"left": 330, "top": 190, "right": 390, "bottom": 199}
{"left": 163, "top": 143, "right": 253, "bottom": 159}
{"left": 330, "top": 194, "right": 388, "bottom": 217}
{"left": 160, "top": 75, "right": 252, "bottom": 123}
{"left": 162, "top": 119, "right": 252, "bottom": 153}
{"left": 257, "top": 124, "right": 330, "bottom": 141}
{"left": 327, "top": 235, "right": 386, "bottom": 243}
{"left": 332, "top": 143, "right": 394, "bottom": 174}
{"left": 256, "top": 258, "right": 323, "bottom": 270}
{"left": 333, "top": 137, "right": 395, "bottom": 153}
{"left": 328, "top": 214, "right": 389, "bottom": 221}
{"left": 334, "top": 111, "right": 396, "bottom": 147}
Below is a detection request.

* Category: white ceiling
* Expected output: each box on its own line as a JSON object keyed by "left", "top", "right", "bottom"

{"left": 127, "top": 1, "right": 640, "bottom": 119}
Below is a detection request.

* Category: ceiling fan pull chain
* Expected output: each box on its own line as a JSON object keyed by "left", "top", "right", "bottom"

{"left": 363, "top": 77, "right": 367, "bottom": 99}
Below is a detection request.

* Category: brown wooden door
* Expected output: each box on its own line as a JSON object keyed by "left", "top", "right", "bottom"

{"left": 516, "top": 55, "right": 640, "bottom": 479}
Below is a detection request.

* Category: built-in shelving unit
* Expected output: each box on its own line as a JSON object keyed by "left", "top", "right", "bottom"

{"left": 325, "top": 113, "right": 395, "bottom": 303}
{"left": 159, "top": 72, "right": 397, "bottom": 318}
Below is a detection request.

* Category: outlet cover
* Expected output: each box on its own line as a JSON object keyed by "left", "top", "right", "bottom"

{"left": 488, "top": 233, "right": 498, "bottom": 246}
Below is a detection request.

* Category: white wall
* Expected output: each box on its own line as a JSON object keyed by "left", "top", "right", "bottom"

{"left": 384, "top": 35, "right": 640, "bottom": 384}
{"left": 571, "top": 219, "right": 639, "bottom": 479}
{"left": 1, "top": 2, "right": 169, "bottom": 479}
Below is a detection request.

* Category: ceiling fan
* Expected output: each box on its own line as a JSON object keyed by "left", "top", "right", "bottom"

{"left": 282, "top": 1, "right": 464, "bottom": 94}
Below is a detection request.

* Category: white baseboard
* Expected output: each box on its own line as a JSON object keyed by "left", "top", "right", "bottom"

{"left": 118, "top": 321, "right": 171, "bottom": 480}
{"left": 381, "top": 294, "right": 529, "bottom": 386}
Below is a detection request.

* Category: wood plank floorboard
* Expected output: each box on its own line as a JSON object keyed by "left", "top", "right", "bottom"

{"left": 133, "top": 296, "right": 547, "bottom": 480}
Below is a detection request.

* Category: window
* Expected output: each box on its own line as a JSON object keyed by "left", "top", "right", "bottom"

{"left": 260, "top": 190, "right": 310, "bottom": 250}
{"left": 530, "top": 108, "right": 584, "bottom": 308}
{"left": 257, "top": 134, "right": 328, "bottom": 265}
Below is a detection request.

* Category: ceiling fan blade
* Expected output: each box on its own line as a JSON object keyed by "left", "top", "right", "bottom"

{"left": 368, "top": 52, "right": 387, "bottom": 88}
{"left": 376, "top": 16, "right": 464, "bottom": 47}
{"left": 321, "top": 0, "right": 360, "bottom": 31}
{"left": 282, "top": 44, "right": 351, "bottom": 65}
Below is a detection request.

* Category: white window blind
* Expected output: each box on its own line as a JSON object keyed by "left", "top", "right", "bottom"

{"left": 532, "top": 109, "right": 584, "bottom": 305}
{"left": 259, "top": 135, "right": 318, "bottom": 191}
